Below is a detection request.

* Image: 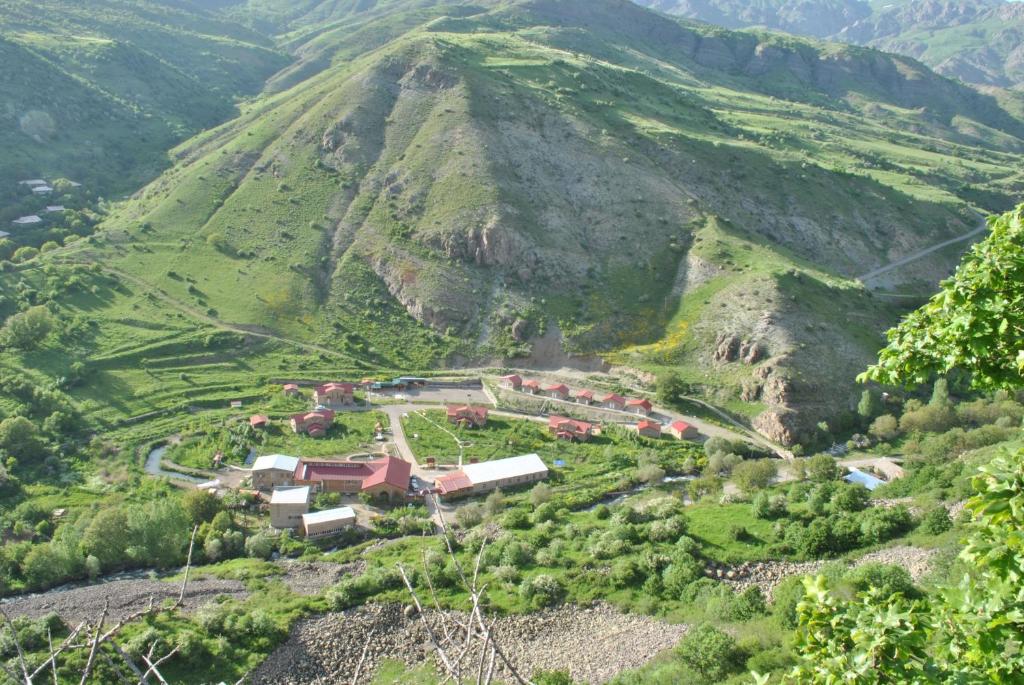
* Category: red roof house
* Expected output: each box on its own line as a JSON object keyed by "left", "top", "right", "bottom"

{"left": 543, "top": 383, "right": 571, "bottom": 400}
{"left": 575, "top": 389, "right": 594, "bottom": 405}
{"left": 293, "top": 456, "right": 410, "bottom": 499}
{"left": 548, "top": 415, "right": 595, "bottom": 442}
{"left": 314, "top": 382, "right": 355, "bottom": 406}
{"left": 434, "top": 471, "right": 474, "bottom": 497}
{"left": 667, "top": 421, "right": 699, "bottom": 440}
{"left": 249, "top": 414, "right": 269, "bottom": 429}
{"left": 636, "top": 419, "right": 663, "bottom": 439}
{"left": 499, "top": 374, "right": 523, "bottom": 390}
{"left": 446, "top": 405, "right": 489, "bottom": 428}
{"left": 282, "top": 383, "right": 300, "bottom": 396}
{"left": 601, "top": 393, "right": 626, "bottom": 410}
{"left": 625, "top": 398, "right": 653, "bottom": 416}
{"left": 522, "top": 379, "right": 541, "bottom": 394}
{"left": 290, "top": 409, "right": 335, "bottom": 437}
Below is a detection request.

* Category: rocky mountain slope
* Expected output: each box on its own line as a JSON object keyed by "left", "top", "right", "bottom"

{"left": 634, "top": 0, "right": 1024, "bottom": 89}
{"left": 41, "top": 0, "right": 1023, "bottom": 444}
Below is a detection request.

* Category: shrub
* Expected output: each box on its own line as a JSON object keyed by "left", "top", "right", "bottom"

{"left": 244, "top": 533, "right": 274, "bottom": 560}
{"left": 455, "top": 503, "right": 484, "bottom": 529}
{"left": 859, "top": 506, "right": 914, "bottom": 543}
{"left": 519, "top": 574, "right": 564, "bottom": 608}
{"left": 844, "top": 563, "right": 916, "bottom": 599}
{"left": 732, "top": 459, "right": 778, "bottom": 493}
{"left": 831, "top": 484, "right": 871, "bottom": 513}
{"left": 676, "top": 623, "right": 743, "bottom": 682}
{"left": 869, "top": 414, "right": 900, "bottom": 441}
{"left": 529, "top": 482, "right": 553, "bottom": 506}
{"left": 503, "top": 508, "right": 531, "bottom": 529}
{"left": 610, "top": 558, "right": 644, "bottom": 588}
{"left": 807, "top": 454, "right": 840, "bottom": 482}
{"left": 752, "top": 492, "right": 788, "bottom": 520}
{"left": 920, "top": 507, "right": 953, "bottom": 535}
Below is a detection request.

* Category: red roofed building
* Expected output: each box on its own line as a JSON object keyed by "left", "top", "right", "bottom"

{"left": 314, "top": 383, "right": 355, "bottom": 406}
{"left": 543, "top": 383, "right": 571, "bottom": 401}
{"left": 499, "top": 374, "right": 522, "bottom": 391}
{"left": 290, "top": 409, "right": 335, "bottom": 437}
{"left": 446, "top": 405, "right": 489, "bottom": 428}
{"left": 667, "top": 421, "right": 699, "bottom": 440}
{"left": 576, "top": 390, "right": 594, "bottom": 406}
{"left": 293, "top": 456, "right": 410, "bottom": 500}
{"left": 548, "top": 415, "right": 595, "bottom": 442}
{"left": 249, "top": 414, "right": 269, "bottom": 429}
{"left": 625, "top": 398, "right": 653, "bottom": 416}
{"left": 435, "top": 471, "right": 474, "bottom": 497}
{"left": 601, "top": 393, "right": 626, "bottom": 411}
{"left": 522, "top": 379, "right": 540, "bottom": 395}
{"left": 282, "top": 383, "right": 300, "bottom": 396}
{"left": 636, "top": 419, "right": 663, "bottom": 439}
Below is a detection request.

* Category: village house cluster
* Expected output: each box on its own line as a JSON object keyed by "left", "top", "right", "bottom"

{"left": 499, "top": 374, "right": 699, "bottom": 441}
{"left": 10, "top": 178, "right": 77, "bottom": 230}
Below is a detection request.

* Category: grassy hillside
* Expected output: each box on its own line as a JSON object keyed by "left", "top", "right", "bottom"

{"left": 0, "top": 0, "right": 289, "bottom": 200}
{"left": 635, "top": 0, "right": 1024, "bottom": 89}
{"left": 4, "top": 0, "right": 1024, "bottom": 446}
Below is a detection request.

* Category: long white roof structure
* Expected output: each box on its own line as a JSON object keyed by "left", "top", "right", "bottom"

{"left": 462, "top": 453, "right": 548, "bottom": 485}
{"left": 302, "top": 507, "right": 356, "bottom": 526}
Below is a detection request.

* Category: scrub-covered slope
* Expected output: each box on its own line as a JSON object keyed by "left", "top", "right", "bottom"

{"left": 58, "top": 0, "right": 1024, "bottom": 443}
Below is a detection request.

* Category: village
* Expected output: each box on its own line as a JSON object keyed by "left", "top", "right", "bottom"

{"left": 160, "top": 373, "right": 907, "bottom": 546}
{"left": 168, "top": 374, "right": 721, "bottom": 543}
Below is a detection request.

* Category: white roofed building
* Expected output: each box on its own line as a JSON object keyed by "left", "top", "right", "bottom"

{"left": 12, "top": 215, "right": 42, "bottom": 225}
{"left": 251, "top": 454, "right": 299, "bottom": 490}
{"left": 302, "top": 506, "right": 357, "bottom": 538}
{"left": 270, "top": 486, "right": 310, "bottom": 529}
{"left": 435, "top": 454, "right": 549, "bottom": 498}
{"left": 31, "top": 185, "right": 53, "bottom": 194}
{"left": 45, "top": 205, "right": 65, "bottom": 213}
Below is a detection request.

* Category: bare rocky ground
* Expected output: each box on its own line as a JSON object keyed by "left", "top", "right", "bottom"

{"left": 716, "top": 545, "right": 939, "bottom": 599}
{"left": 276, "top": 559, "right": 366, "bottom": 596}
{"left": 251, "top": 602, "right": 688, "bottom": 685}
{"left": 0, "top": 559, "right": 365, "bottom": 625}
{"left": 0, "top": 575, "right": 247, "bottom": 625}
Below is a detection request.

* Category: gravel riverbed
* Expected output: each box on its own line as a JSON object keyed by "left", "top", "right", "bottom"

{"left": 251, "top": 602, "right": 688, "bottom": 685}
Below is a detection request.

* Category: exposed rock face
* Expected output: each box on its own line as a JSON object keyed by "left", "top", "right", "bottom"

{"left": 251, "top": 602, "right": 688, "bottom": 685}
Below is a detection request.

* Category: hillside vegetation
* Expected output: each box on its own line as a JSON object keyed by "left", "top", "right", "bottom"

{"left": 0, "top": 0, "right": 289, "bottom": 197}
{"left": 635, "top": 0, "right": 1024, "bottom": 89}
{"left": 32, "top": 0, "right": 1020, "bottom": 444}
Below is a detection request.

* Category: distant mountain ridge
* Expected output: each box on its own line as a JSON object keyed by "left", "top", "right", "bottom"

{"left": 633, "top": 0, "right": 1024, "bottom": 89}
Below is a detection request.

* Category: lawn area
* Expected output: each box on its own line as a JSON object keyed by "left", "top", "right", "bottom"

{"left": 685, "top": 501, "right": 779, "bottom": 563}
{"left": 166, "top": 410, "right": 391, "bottom": 469}
{"left": 401, "top": 410, "right": 532, "bottom": 464}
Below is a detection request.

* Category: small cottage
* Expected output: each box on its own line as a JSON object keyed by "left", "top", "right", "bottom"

{"left": 667, "top": 421, "right": 699, "bottom": 440}
{"left": 625, "top": 398, "right": 653, "bottom": 416}
{"left": 498, "top": 374, "right": 523, "bottom": 391}
{"left": 314, "top": 382, "right": 355, "bottom": 406}
{"left": 601, "top": 393, "right": 626, "bottom": 411}
{"left": 636, "top": 419, "right": 663, "bottom": 439}
{"left": 446, "top": 405, "right": 489, "bottom": 428}
{"left": 290, "top": 409, "right": 335, "bottom": 437}
{"left": 543, "top": 383, "right": 571, "bottom": 401}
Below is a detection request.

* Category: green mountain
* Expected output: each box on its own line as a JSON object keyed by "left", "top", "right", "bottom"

{"left": 14, "top": 0, "right": 1013, "bottom": 445}
{"left": 0, "top": 0, "right": 289, "bottom": 199}
{"left": 634, "top": 0, "right": 1024, "bottom": 89}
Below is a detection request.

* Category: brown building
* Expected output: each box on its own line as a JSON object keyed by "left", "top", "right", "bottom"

{"left": 290, "top": 409, "right": 335, "bottom": 437}
{"left": 548, "top": 415, "right": 595, "bottom": 442}
{"left": 446, "top": 405, "right": 489, "bottom": 428}
{"left": 251, "top": 454, "right": 300, "bottom": 490}
{"left": 667, "top": 421, "right": 699, "bottom": 440}
{"left": 636, "top": 419, "right": 663, "bottom": 439}
{"left": 499, "top": 374, "right": 522, "bottom": 390}
{"left": 270, "top": 486, "right": 310, "bottom": 529}
{"left": 314, "top": 382, "right": 355, "bottom": 406}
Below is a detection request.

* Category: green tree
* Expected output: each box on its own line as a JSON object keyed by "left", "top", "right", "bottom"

{"left": 732, "top": 459, "right": 778, "bottom": 494}
{"left": 861, "top": 205, "right": 1024, "bottom": 390}
{"left": 806, "top": 454, "right": 840, "bottom": 482}
{"left": 1, "top": 306, "right": 54, "bottom": 349}
{"left": 676, "top": 623, "right": 743, "bottom": 682}
{"left": 81, "top": 507, "right": 131, "bottom": 571}
{"left": 655, "top": 371, "right": 688, "bottom": 406}
{"left": 930, "top": 377, "right": 951, "bottom": 407}
{"left": 857, "top": 389, "right": 882, "bottom": 421}
{"left": 0, "top": 416, "right": 46, "bottom": 462}
{"left": 181, "top": 489, "right": 222, "bottom": 525}
{"left": 868, "top": 414, "right": 899, "bottom": 441}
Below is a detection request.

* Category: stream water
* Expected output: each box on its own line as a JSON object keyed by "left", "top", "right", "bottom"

{"left": 143, "top": 445, "right": 204, "bottom": 483}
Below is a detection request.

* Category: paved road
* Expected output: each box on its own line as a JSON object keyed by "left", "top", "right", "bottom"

{"left": 857, "top": 224, "right": 986, "bottom": 282}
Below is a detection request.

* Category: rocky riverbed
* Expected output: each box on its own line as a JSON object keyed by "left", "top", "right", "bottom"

{"left": 251, "top": 602, "right": 688, "bottom": 685}
{"left": 713, "top": 545, "right": 939, "bottom": 599}
{"left": 0, "top": 576, "right": 247, "bottom": 625}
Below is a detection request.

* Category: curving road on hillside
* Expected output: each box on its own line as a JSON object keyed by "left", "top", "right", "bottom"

{"left": 857, "top": 224, "right": 987, "bottom": 283}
